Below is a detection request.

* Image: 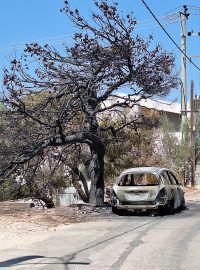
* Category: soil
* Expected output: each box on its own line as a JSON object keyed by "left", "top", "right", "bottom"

{"left": 0, "top": 203, "right": 112, "bottom": 231}
{"left": 0, "top": 187, "right": 199, "bottom": 235}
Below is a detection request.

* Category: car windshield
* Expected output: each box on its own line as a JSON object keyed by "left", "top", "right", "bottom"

{"left": 118, "top": 173, "right": 159, "bottom": 186}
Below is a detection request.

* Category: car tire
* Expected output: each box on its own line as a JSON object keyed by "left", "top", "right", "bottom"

{"left": 180, "top": 197, "right": 186, "bottom": 210}
{"left": 167, "top": 199, "right": 175, "bottom": 215}
{"left": 149, "top": 209, "right": 159, "bottom": 217}
{"left": 112, "top": 206, "right": 127, "bottom": 216}
{"left": 112, "top": 206, "right": 118, "bottom": 214}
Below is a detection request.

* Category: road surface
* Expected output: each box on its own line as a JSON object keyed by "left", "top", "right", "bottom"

{"left": 0, "top": 197, "right": 200, "bottom": 270}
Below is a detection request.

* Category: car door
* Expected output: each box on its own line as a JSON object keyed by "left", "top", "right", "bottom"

{"left": 160, "top": 170, "right": 173, "bottom": 200}
{"left": 167, "top": 171, "right": 182, "bottom": 209}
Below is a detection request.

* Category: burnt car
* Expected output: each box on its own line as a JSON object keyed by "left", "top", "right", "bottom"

{"left": 111, "top": 167, "right": 185, "bottom": 216}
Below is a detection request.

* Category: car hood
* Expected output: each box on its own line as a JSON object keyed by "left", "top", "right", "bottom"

{"left": 113, "top": 185, "right": 162, "bottom": 202}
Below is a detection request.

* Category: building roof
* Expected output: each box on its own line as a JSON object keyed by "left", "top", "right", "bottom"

{"left": 115, "top": 93, "right": 181, "bottom": 114}
{"left": 139, "top": 98, "right": 181, "bottom": 114}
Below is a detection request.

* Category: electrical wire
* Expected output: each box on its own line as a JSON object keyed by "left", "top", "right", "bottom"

{"left": 0, "top": 36, "right": 73, "bottom": 53}
{"left": 137, "top": 12, "right": 179, "bottom": 25}
{"left": 141, "top": 0, "right": 200, "bottom": 72}
{"left": 135, "top": 20, "right": 179, "bottom": 31}
{"left": 0, "top": 5, "right": 198, "bottom": 55}
{"left": 136, "top": 13, "right": 180, "bottom": 30}
{"left": 135, "top": 22, "right": 178, "bottom": 31}
{"left": 136, "top": 13, "right": 180, "bottom": 29}
{"left": 163, "top": 5, "right": 182, "bottom": 16}
{"left": 188, "top": 6, "right": 200, "bottom": 10}
{"left": 0, "top": 11, "right": 181, "bottom": 53}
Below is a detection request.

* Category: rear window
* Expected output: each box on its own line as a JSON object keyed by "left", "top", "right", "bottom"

{"left": 118, "top": 173, "right": 159, "bottom": 186}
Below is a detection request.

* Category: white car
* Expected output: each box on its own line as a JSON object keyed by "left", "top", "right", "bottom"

{"left": 111, "top": 167, "right": 185, "bottom": 216}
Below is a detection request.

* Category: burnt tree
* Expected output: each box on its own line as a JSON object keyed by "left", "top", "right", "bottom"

{"left": 1, "top": 1, "right": 178, "bottom": 206}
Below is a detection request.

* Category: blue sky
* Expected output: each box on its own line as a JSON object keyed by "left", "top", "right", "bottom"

{"left": 1, "top": 0, "right": 200, "bottom": 103}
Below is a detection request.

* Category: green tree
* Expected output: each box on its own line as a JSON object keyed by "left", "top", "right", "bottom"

{"left": 104, "top": 119, "right": 160, "bottom": 183}
{"left": 158, "top": 116, "right": 190, "bottom": 183}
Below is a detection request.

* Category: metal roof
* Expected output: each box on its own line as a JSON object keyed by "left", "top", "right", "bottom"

{"left": 120, "top": 167, "right": 167, "bottom": 175}
{"left": 116, "top": 93, "right": 181, "bottom": 114}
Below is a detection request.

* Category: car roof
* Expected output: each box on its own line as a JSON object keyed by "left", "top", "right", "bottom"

{"left": 120, "top": 167, "right": 168, "bottom": 175}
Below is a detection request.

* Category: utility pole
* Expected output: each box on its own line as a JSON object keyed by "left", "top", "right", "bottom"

{"left": 180, "top": 5, "right": 190, "bottom": 131}
{"left": 190, "top": 80, "right": 195, "bottom": 187}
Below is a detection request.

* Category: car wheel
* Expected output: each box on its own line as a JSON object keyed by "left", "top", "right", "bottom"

{"left": 112, "top": 207, "right": 127, "bottom": 216}
{"left": 149, "top": 210, "right": 159, "bottom": 217}
{"left": 167, "top": 199, "right": 175, "bottom": 215}
{"left": 112, "top": 206, "right": 118, "bottom": 214}
{"left": 180, "top": 197, "right": 186, "bottom": 210}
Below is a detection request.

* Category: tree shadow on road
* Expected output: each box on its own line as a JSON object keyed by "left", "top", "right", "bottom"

{"left": 0, "top": 255, "right": 90, "bottom": 268}
{"left": 0, "top": 256, "right": 45, "bottom": 267}
{"left": 0, "top": 217, "right": 163, "bottom": 269}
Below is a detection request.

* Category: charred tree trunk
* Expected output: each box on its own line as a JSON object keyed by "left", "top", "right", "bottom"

{"left": 88, "top": 142, "right": 105, "bottom": 206}
{"left": 71, "top": 168, "right": 89, "bottom": 203}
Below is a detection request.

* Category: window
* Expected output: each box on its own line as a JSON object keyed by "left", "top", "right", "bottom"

{"left": 118, "top": 173, "right": 159, "bottom": 186}
{"left": 167, "top": 171, "right": 178, "bottom": 185}
{"left": 118, "top": 174, "right": 134, "bottom": 186}
{"left": 160, "top": 171, "right": 171, "bottom": 185}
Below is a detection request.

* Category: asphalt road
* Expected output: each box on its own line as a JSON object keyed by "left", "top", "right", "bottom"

{"left": 1, "top": 199, "right": 200, "bottom": 270}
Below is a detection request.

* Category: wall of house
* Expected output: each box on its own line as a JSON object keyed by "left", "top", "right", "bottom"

{"left": 139, "top": 106, "right": 181, "bottom": 132}
{"left": 163, "top": 111, "right": 181, "bottom": 132}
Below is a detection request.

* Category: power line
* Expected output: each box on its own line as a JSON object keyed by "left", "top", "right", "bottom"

{"left": 135, "top": 21, "right": 179, "bottom": 31}
{"left": 135, "top": 21, "right": 179, "bottom": 32}
{"left": 163, "top": 5, "right": 182, "bottom": 15}
{"left": 0, "top": 36, "right": 73, "bottom": 53}
{"left": 135, "top": 13, "right": 180, "bottom": 30}
{"left": 0, "top": 10, "right": 182, "bottom": 53}
{"left": 0, "top": 5, "right": 199, "bottom": 56}
{"left": 141, "top": 0, "right": 200, "bottom": 72}
{"left": 137, "top": 12, "right": 180, "bottom": 25}
{"left": 188, "top": 6, "right": 200, "bottom": 10}
{"left": 0, "top": 9, "right": 182, "bottom": 54}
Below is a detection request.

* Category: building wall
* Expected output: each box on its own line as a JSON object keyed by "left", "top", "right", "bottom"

{"left": 139, "top": 106, "right": 181, "bottom": 132}
{"left": 161, "top": 111, "right": 181, "bottom": 132}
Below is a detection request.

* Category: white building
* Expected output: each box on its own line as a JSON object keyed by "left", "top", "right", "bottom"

{"left": 101, "top": 93, "right": 181, "bottom": 133}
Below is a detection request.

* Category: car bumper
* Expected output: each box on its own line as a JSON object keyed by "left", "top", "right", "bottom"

{"left": 116, "top": 204, "right": 159, "bottom": 210}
